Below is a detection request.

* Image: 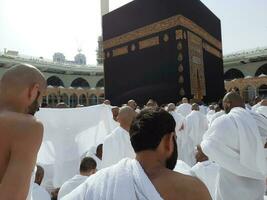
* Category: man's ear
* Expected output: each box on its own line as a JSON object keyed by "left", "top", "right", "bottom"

{"left": 162, "top": 133, "right": 175, "bottom": 157}
{"left": 28, "top": 83, "right": 40, "bottom": 102}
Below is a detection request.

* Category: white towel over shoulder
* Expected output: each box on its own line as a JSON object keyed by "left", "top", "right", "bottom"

{"left": 62, "top": 158, "right": 163, "bottom": 200}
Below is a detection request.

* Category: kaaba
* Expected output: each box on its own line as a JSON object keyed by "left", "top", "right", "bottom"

{"left": 102, "top": 0, "right": 224, "bottom": 105}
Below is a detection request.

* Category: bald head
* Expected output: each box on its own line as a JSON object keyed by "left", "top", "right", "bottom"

{"left": 223, "top": 92, "right": 245, "bottom": 113}
{"left": 0, "top": 64, "right": 46, "bottom": 115}
{"left": 192, "top": 103, "right": 199, "bottom": 111}
{"left": 127, "top": 99, "right": 137, "bottom": 110}
{"left": 167, "top": 103, "right": 176, "bottom": 112}
{"left": 1, "top": 64, "right": 46, "bottom": 93}
{"left": 117, "top": 106, "right": 136, "bottom": 131}
{"left": 182, "top": 97, "right": 188, "bottom": 104}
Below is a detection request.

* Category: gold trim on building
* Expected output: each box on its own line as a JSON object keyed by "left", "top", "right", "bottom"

{"left": 103, "top": 15, "right": 222, "bottom": 50}
{"left": 139, "top": 36, "right": 160, "bottom": 50}
{"left": 163, "top": 34, "right": 169, "bottom": 42}
{"left": 203, "top": 42, "right": 222, "bottom": 58}
{"left": 188, "top": 31, "right": 206, "bottom": 98}
{"left": 176, "top": 29, "right": 184, "bottom": 40}
{"left": 178, "top": 64, "right": 184, "bottom": 73}
{"left": 112, "top": 46, "right": 128, "bottom": 57}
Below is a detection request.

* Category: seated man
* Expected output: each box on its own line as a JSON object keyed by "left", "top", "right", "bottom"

{"left": 58, "top": 157, "right": 97, "bottom": 199}
{"left": 62, "top": 108, "right": 211, "bottom": 200}
{"left": 32, "top": 165, "right": 51, "bottom": 200}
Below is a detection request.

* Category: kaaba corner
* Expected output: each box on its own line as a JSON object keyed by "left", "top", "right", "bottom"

{"left": 102, "top": 0, "right": 225, "bottom": 105}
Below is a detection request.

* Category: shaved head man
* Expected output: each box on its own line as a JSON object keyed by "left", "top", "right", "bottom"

{"left": 101, "top": 106, "right": 137, "bottom": 168}
{"left": 223, "top": 91, "right": 245, "bottom": 114}
{"left": 0, "top": 64, "right": 46, "bottom": 199}
{"left": 127, "top": 99, "right": 137, "bottom": 110}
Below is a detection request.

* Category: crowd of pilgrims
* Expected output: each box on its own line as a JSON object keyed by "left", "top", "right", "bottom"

{"left": 32, "top": 94, "right": 267, "bottom": 200}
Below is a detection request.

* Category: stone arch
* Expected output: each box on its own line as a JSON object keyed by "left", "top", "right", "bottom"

{"left": 79, "top": 94, "right": 87, "bottom": 106}
{"left": 60, "top": 93, "right": 69, "bottom": 106}
{"left": 258, "top": 84, "right": 267, "bottom": 98}
{"left": 48, "top": 93, "right": 58, "bottom": 107}
{"left": 224, "top": 69, "right": 245, "bottom": 81}
{"left": 96, "top": 78, "right": 104, "bottom": 88}
{"left": 255, "top": 63, "right": 267, "bottom": 77}
{"left": 89, "top": 94, "right": 97, "bottom": 105}
{"left": 70, "top": 94, "right": 78, "bottom": 108}
{"left": 71, "top": 78, "right": 90, "bottom": 88}
{"left": 47, "top": 76, "right": 64, "bottom": 87}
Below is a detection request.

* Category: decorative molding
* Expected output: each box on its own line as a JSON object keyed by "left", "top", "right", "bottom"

{"left": 179, "top": 88, "right": 185, "bottom": 96}
{"left": 176, "top": 29, "right": 183, "bottom": 40}
{"left": 112, "top": 46, "right": 128, "bottom": 57}
{"left": 103, "top": 15, "right": 222, "bottom": 50}
{"left": 188, "top": 31, "right": 206, "bottom": 98}
{"left": 177, "top": 42, "right": 183, "bottom": 50}
{"left": 203, "top": 42, "right": 222, "bottom": 58}
{"left": 163, "top": 34, "right": 169, "bottom": 42}
{"left": 131, "top": 44, "right": 136, "bottom": 51}
{"left": 178, "top": 64, "right": 184, "bottom": 73}
{"left": 139, "top": 36, "right": 160, "bottom": 50}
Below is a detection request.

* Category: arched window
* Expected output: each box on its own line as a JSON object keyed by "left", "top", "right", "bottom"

{"left": 48, "top": 93, "right": 58, "bottom": 107}
{"left": 96, "top": 78, "right": 104, "bottom": 88}
{"left": 258, "top": 84, "right": 267, "bottom": 98}
{"left": 79, "top": 94, "right": 87, "bottom": 106}
{"left": 71, "top": 78, "right": 90, "bottom": 88}
{"left": 47, "top": 76, "right": 64, "bottom": 87}
{"left": 60, "top": 93, "right": 69, "bottom": 106}
{"left": 89, "top": 94, "right": 97, "bottom": 105}
{"left": 224, "top": 69, "right": 244, "bottom": 81}
{"left": 255, "top": 63, "right": 267, "bottom": 77}
{"left": 70, "top": 94, "right": 78, "bottom": 108}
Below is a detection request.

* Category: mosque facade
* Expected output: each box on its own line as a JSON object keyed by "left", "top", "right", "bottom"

{"left": 0, "top": 46, "right": 266, "bottom": 107}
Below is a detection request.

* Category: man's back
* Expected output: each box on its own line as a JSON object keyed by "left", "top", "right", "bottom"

{"left": 0, "top": 111, "right": 43, "bottom": 199}
{"left": 150, "top": 168, "right": 211, "bottom": 200}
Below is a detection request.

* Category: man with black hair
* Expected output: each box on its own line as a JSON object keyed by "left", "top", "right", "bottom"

{"left": 58, "top": 157, "right": 96, "bottom": 199}
{"left": 32, "top": 165, "right": 50, "bottom": 200}
{"left": 62, "top": 108, "right": 211, "bottom": 200}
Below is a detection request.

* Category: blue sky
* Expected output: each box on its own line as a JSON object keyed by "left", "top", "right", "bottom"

{"left": 0, "top": 0, "right": 266, "bottom": 64}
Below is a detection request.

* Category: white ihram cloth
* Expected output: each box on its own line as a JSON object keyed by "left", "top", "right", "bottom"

{"left": 169, "top": 111, "right": 187, "bottom": 161}
{"left": 58, "top": 175, "right": 88, "bottom": 199}
{"left": 206, "top": 110, "right": 215, "bottom": 125}
{"left": 191, "top": 161, "right": 220, "bottom": 200}
{"left": 183, "top": 111, "right": 208, "bottom": 166}
{"left": 62, "top": 158, "right": 163, "bottom": 200}
{"left": 209, "top": 111, "right": 225, "bottom": 126}
{"left": 32, "top": 183, "right": 50, "bottom": 200}
{"left": 256, "top": 106, "right": 267, "bottom": 118}
{"left": 101, "top": 126, "right": 135, "bottom": 168}
{"left": 36, "top": 105, "right": 114, "bottom": 188}
{"left": 176, "top": 103, "right": 192, "bottom": 117}
{"left": 201, "top": 107, "right": 267, "bottom": 200}
{"left": 81, "top": 146, "right": 102, "bottom": 170}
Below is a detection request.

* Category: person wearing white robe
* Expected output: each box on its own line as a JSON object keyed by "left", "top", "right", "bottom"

{"left": 58, "top": 157, "right": 97, "bottom": 199}
{"left": 62, "top": 108, "right": 211, "bottom": 200}
{"left": 176, "top": 97, "right": 192, "bottom": 117}
{"left": 185, "top": 104, "right": 208, "bottom": 166}
{"left": 82, "top": 144, "right": 103, "bottom": 170}
{"left": 32, "top": 165, "right": 50, "bottom": 200}
{"left": 167, "top": 103, "right": 186, "bottom": 162}
{"left": 101, "top": 106, "right": 136, "bottom": 168}
{"left": 206, "top": 105, "right": 215, "bottom": 125}
{"left": 201, "top": 92, "right": 267, "bottom": 200}
{"left": 191, "top": 145, "right": 220, "bottom": 200}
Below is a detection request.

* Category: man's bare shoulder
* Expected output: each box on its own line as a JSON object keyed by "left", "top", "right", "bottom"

{"left": 0, "top": 111, "right": 43, "bottom": 140}
{"left": 158, "top": 170, "right": 211, "bottom": 200}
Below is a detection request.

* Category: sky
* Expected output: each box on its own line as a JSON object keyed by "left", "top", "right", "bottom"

{"left": 0, "top": 0, "right": 266, "bottom": 64}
